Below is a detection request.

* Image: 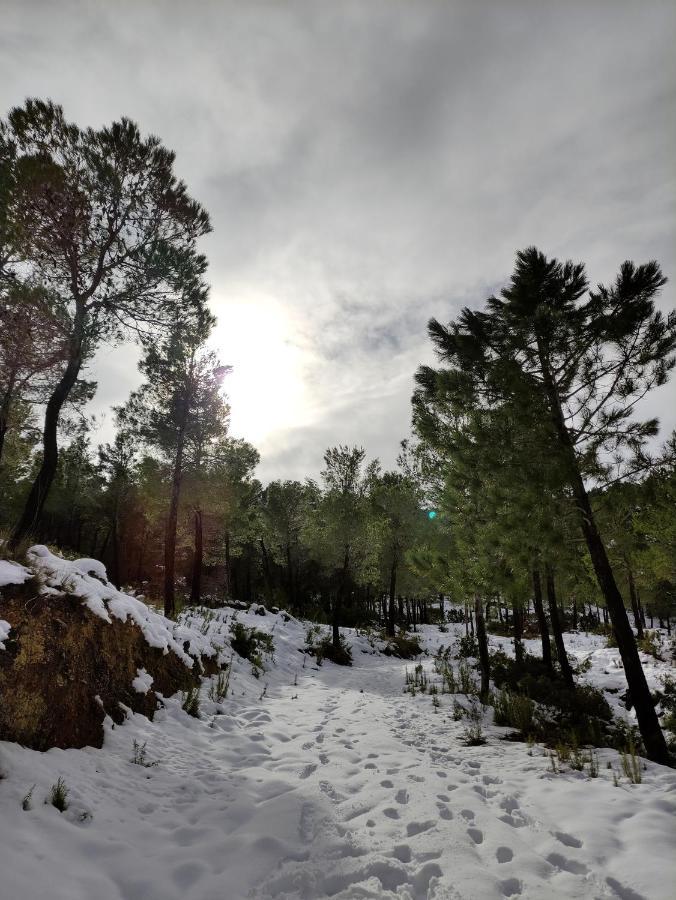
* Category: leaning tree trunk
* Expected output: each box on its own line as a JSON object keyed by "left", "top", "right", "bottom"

{"left": 474, "top": 592, "right": 490, "bottom": 701}
{"left": 163, "top": 429, "right": 186, "bottom": 618}
{"left": 10, "top": 314, "right": 84, "bottom": 549}
{"left": 532, "top": 566, "right": 553, "bottom": 671}
{"left": 190, "top": 509, "right": 203, "bottom": 606}
{"left": 544, "top": 564, "right": 574, "bottom": 687}
{"left": 626, "top": 562, "right": 644, "bottom": 640}
{"left": 537, "top": 341, "right": 669, "bottom": 764}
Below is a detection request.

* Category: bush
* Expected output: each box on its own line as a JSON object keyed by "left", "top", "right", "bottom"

{"left": 637, "top": 631, "right": 663, "bottom": 660}
{"left": 457, "top": 634, "right": 479, "bottom": 658}
{"left": 493, "top": 690, "right": 536, "bottom": 735}
{"left": 49, "top": 777, "right": 69, "bottom": 812}
{"left": 383, "top": 631, "right": 422, "bottom": 659}
{"left": 182, "top": 687, "right": 201, "bottom": 718}
{"left": 231, "top": 623, "right": 275, "bottom": 666}
{"left": 305, "top": 629, "right": 353, "bottom": 666}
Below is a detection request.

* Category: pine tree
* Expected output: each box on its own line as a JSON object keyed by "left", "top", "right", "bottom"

{"left": 418, "top": 247, "right": 674, "bottom": 763}
{"left": 2, "top": 99, "right": 211, "bottom": 546}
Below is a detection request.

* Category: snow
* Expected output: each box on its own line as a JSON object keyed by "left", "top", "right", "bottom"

{"left": 21, "top": 546, "right": 219, "bottom": 667}
{"left": 0, "top": 619, "right": 11, "bottom": 649}
{"left": 0, "top": 558, "right": 31, "bottom": 587}
{"left": 0, "top": 603, "right": 674, "bottom": 900}
{"left": 132, "top": 668, "right": 154, "bottom": 695}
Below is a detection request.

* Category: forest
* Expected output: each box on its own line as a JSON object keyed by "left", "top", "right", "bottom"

{"left": 1, "top": 95, "right": 675, "bottom": 900}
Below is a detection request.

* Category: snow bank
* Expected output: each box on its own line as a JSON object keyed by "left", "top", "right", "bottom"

{"left": 24, "top": 545, "right": 218, "bottom": 666}
{"left": 0, "top": 619, "right": 11, "bottom": 649}
{"left": 132, "top": 668, "right": 154, "bottom": 695}
{"left": 0, "top": 559, "right": 31, "bottom": 587}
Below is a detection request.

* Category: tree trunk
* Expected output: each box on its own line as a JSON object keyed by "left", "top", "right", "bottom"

{"left": 10, "top": 311, "right": 84, "bottom": 548}
{"left": 190, "top": 509, "right": 203, "bottom": 605}
{"left": 513, "top": 604, "right": 524, "bottom": 663}
{"left": 163, "top": 429, "right": 186, "bottom": 618}
{"left": 474, "top": 592, "right": 490, "bottom": 701}
{"left": 387, "top": 558, "right": 397, "bottom": 637}
{"left": 0, "top": 367, "right": 17, "bottom": 469}
{"left": 224, "top": 531, "right": 231, "bottom": 598}
{"left": 537, "top": 340, "right": 669, "bottom": 763}
{"left": 532, "top": 567, "right": 553, "bottom": 671}
{"left": 333, "top": 546, "right": 349, "bottom": 649}
{"left": 545, "top": 564, "right": 574, "bottom": 687}
{"left": 626, "top": 563, "right": 644, "bottom": 639}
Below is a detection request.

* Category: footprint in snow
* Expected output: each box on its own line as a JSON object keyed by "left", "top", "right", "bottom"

{"left": 546, "top": 853, "right": 589, "bottom": 875}
{"left": 406, "top": 820, "right": 436, "bottom": 836}
{"left": 364, "top": 763, "right": 377, "bottom": 770}
{"left": 380, "top": 779, "right": 394, "bottom": 788}
{"left": 299, "top": 763, "right": 317, "bottom": 779}
{"left": 467, "top": 827, "right": 484, "bottom": 845}
{"left": 496, "top": 846, "right": 514, "bottom": 864}
{"left": 438, "top": 805, "right": 453, "bottom": 821}
{"left": 319, "top": 753, "right": 329, "bottom": 765}
{"left": 460, "top": 809, "right": 475, "bottom": 821}
{"left": 395, "top": 789, "right": 409, "bottom": 805}
{"left": 383, "top": 807, "right": 400, "bottom": 819}
{"left": 499, "top": 877, "right": 523, "bottom": 897}
{"left": 553, "top": 831, "right": 583, "bottom": 849}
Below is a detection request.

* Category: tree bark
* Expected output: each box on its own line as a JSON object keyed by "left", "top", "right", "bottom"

{"left": 10, "top": 306, "right": 85, "bottom": 548}
{"left": 474, "top": 592, "right": 490, "bottom": 701}
{"left": 163, "top": 427, "right": 186, "bottom": 618}
{"left": 545, "top": 564, "right": 574, "bottom": 687}
{"left": 626, "top": 562, "right": 644, "bottom": 639}
{"left": 513, "top": 604, "right": 524, "bottom": 663}
{"left": 532, "top": 566, "right": 553, "bottom": 671}
{"left": 190, "top": 509, "right": 203, "bottom": 606}
{"left": 387, "top": 558, "right": 397, "bottom": 637}
{"left": 536, "top": 338, "right": 669, "bottom": 763}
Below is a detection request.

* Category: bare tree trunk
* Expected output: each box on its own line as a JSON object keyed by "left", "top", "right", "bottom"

{"left": 387, "top": 558, "right": 397, "bottom": 637}
{"left": 164, "top": 429, "right": 186, "bottom": 618}
{"left": 10, "top": 308, "right": 84, "bottom": 548}
{"left": 474, "top": 592, "right": 490, "bottom": 701}
{"left": 545, "top": 564, "right": 574, "bottom": 687}
{"left": 537, "top": 339, "right": 668, "bottom": 762}
{"left": 190, "top": 509, "right": 203, "bottom": 605}
{"left": 532, "top": 566, "right": 553, "bottom": 671}
{"left": 626, "top": 562, "right": 644, "bottom": 639}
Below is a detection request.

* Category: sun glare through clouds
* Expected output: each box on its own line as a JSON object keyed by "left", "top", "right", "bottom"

{"left": 210, "top": 292, "right": 312, "bottom": 450}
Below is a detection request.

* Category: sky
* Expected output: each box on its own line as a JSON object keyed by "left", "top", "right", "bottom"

{"left": 1, "top": 1, "right": 675, "bottom": 482}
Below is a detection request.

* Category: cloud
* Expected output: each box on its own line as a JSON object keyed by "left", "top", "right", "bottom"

{"left": 2, "top": 0, "right": 674, "bottom": 481}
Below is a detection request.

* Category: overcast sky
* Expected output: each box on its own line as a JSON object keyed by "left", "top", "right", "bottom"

{"left": 2, "top": 1, "right": 675, "bottom": 481}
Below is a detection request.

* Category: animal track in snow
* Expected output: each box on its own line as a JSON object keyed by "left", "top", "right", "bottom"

{"left": 496, "top": 846, "right": 514, "bottom": 863}
{"left": 395, "top": 789, "right": 409, "bottom": 805}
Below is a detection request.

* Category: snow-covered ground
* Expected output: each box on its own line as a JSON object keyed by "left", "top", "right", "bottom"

{"left": 1, "top": 587, "right": 675, "bottom": 899}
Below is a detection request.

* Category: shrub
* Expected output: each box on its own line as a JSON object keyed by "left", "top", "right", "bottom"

{"left": 457, "top": 634, "right": 479, "bottom": 659}
{"left": 231, "top": 623, "right": 275, "bottom": 665}
{"left": 462, "top": 723, "right": 485, "bottom": 746}
{"left": 182, "top": 687, "right": 201, "bottom": 718}
{"left": 493, "top": 690, "right": 536, "bottom": 735}
{"left": 306, "top": 630, "right": 352, "bottom": 666}
{"left": 383, "top": 631, "right": 422, "bottom": 659}
{"left": 49, "top": 777, "right": 69, "bottom": 812}
{"left": 21, "top": 785, "right": 35, "bottom": 811}
{"left": 131, "top": 739, "right": 159, "bottom": 767}
{"left": 637, "top": 631, "right": 663, "bottom": 660}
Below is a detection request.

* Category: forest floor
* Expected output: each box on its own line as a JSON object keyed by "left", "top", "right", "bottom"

{"left": 0, "top": 604, "right": 675, "bottom": 900}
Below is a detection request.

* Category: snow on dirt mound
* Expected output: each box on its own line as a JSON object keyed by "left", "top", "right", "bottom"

{"left": 0, "top": 547, "right": 226, "bottom": 750}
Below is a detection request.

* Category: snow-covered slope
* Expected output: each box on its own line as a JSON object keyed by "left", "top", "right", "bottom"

{"left": 0, "top": 599, "right": 674, "bottom": 899}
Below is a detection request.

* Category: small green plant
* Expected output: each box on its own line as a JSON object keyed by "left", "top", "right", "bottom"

{"left": 587, "top": 750, "right": 599, "bottom": 778}
{"left": 432, "top": 693, "right": 441, "bottom": 712}
{"left": 208, "top": 668, "right": 230, "bottom": 702}
{"left": 232, "top": 622, "right": 275, "bottom": 666}
{"left": 131, "top": 739, "right": 159, "bottom": 767}
{"left": 570, "top": 747, "right": 585, "bottom": 772}
{"left": 182, "top": 687, "right": 201, "bottom": 718}
{"left": 48, "top": 777, "right": 69, "bottom": 812}
{"left": 620, "top": 737, "right": 642, "bottom": 784}
{"left": 452, "top": 699, "right": 464, "bottom": 721}
{"left": 549, "top": 751, "right": 559, "bottom": 774}
{"left": 637, "top": 631, "right": 662, "bottom": 660}
{"left": 493, "top": 690, "right": 536, "bottom": 734}
{"left": 458, "top": 661, "right": 475, "bottom": 695}
{"left": 21, "top": 785, "right": 36, "bottom": 811}
{"left": 462, "top": 723, "right": 485, "bottom": 746}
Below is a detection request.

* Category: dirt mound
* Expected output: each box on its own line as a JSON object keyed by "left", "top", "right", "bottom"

{"left": 0, "top": 578, "right": 203, "bottom": 750}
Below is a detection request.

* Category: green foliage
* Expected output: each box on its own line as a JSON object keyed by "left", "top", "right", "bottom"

{"left": 21, "top": 785, "right": 35, "bottom": 811}
{"left": 231, "top": 623, "right": 274, "bottom": 669}
{"left": 620, "top": 736, "right": 643, "bottom": 784}
{"left": 493, "top": 690, "right": 536, "bottom": 735}
{"left": 457, "top": 634, "right": 479, "bottom": 659}
{"left": 383, "top": 631, "right": 422, "bottom": 659}
{"left": 182, "top": 687, "right": 201, "bottom": 718}
{"left": 637, "top": 631, "right": 663, "bottom": 660}
{"left": 48, "top": 777, "right": 69, "bottom": 812}
{"left": 305, "top": 627, "right": 353, "bottom": 666}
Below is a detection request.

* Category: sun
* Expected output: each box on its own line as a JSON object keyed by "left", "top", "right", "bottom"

{"left": 210, "top": 291, "right": 313, "bottom": 450}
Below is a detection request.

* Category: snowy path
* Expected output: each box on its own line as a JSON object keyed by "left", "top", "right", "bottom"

{"left": 1, "top": 640, "right": 675, "bottom": 899}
